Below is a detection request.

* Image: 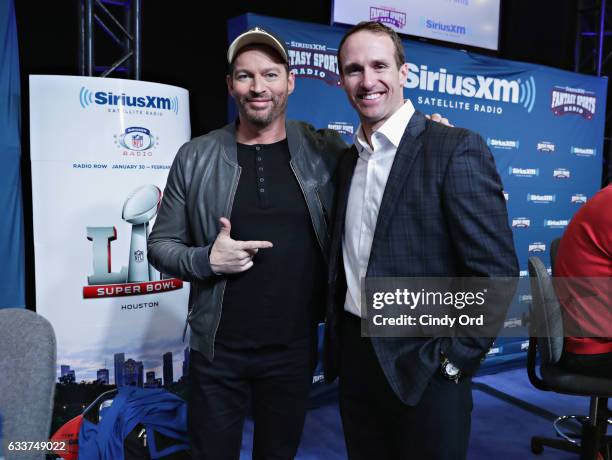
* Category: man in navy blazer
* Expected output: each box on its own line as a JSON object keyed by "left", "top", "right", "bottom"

{"left": 324, "top": 22, "right": 519, "bottom": 459}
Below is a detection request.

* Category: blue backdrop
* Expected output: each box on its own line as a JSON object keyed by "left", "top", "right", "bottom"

{"left": 228, "top": 14, "right": 608, "bottom": 371}
{"left": 0, "top": 0, "right": 25, "bottom": 308}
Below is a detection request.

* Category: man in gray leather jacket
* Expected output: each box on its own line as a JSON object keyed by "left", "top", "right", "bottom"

{"left": 147, "top": 27, "right": 346, "bottom": 460}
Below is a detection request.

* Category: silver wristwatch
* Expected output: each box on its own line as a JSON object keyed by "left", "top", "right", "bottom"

{"left": 440, "top": 353, "right": 462, "bottom": 383}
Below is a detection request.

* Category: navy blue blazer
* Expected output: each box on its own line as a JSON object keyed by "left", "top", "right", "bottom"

{"left": 324, "top": 111, "right": 519, "bottom": 406}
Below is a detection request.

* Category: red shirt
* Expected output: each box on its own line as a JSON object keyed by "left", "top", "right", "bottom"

{"left": 554, "top": 185, "right": 612, "bottom": 354}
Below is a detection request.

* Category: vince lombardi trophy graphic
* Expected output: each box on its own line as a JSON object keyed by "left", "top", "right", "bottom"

{"left": 122, "top": 184, "right": 162, "bottom": 282}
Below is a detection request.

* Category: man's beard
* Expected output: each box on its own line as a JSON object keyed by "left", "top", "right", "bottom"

{"left": 237, "top": 94, "right": 287, "bottom": 127}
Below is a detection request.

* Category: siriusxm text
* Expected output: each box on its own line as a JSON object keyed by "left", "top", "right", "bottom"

{"left": 94, "top": 92, "right": 172, "bottom": 110}
{"left": 406, "top": 64, "right": 519, "bottom": 103}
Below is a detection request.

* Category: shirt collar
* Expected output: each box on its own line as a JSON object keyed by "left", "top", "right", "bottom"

{"left": 353, "top": 99, "right": 415, "bottom": 155}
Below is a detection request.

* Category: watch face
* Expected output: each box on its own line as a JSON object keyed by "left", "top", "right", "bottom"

{"left": 445, "top": 363, "right": 459, "bottom": 377}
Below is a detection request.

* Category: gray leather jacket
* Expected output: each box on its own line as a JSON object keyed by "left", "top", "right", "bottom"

{"left": 148, "top": 120, "right": 346, "bottom": 360}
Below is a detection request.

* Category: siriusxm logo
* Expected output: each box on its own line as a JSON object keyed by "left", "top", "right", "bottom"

{"left": 527, "top": 193, "right": 556, "bottom": 203}
{"left": 503, "top": 191, "right": 509, "bottom": 201}
{"left": 423, "top": 18, "right": 466, "bottom": 35}
{"left": 571, "top": 146, "right": 596, "bottom": 157}
{"left": 509, "top": 167, "right": 539, "bottom": 177}
{"left": 512, "top": 217, "right": 530, "bottom": 228}
{"left": 519, "top": 269, "right": 529, "bottom": 277}
{"left": 519, "top": 294, "right": 532, "bottom": 303}
{"left": 487, "top": 138, "right": 519, "bottom": 150}
{"left": 544, "top": 219, "right": 569, "bottom": 228}
{"left": 405, "top": 65, "right": 537, "bottom": 113}
{"left": 553, "top": 168, "right": 570, "bottom": 179}
{"left": 529, "top": 242, "right": 546, "bottom": 253}
{"left": 537, "top": 141, "right": 555, "bottom": 152}
{"left": 571, "top": 194, "right": 587, "bottom": 204}
{"left": 327, "top": 122, "right": 354, "bottom": 136}
{"left": 79, "top": 87, "right": 179, "bottom": 114}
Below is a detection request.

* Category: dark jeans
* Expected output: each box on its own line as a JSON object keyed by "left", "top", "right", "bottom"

{"left": 561, "top": 351, "right": 612, "bottom": 378}
{"left": 339, "top": 312, "right": 473, "bottom": 460}
{"left": 188, "top": 337, "right": 316, "bottom": 460}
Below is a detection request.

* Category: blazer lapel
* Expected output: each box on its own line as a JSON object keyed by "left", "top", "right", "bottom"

{"left": 367, "top": 111, "right": 428, "bottom": 267}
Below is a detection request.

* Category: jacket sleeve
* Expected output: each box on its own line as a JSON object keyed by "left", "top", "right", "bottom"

{"left": 439, "top": 130, "right": 519, "bottom": 374}
{"left": 147, "top": 143, "right": 217, "bottom": 282}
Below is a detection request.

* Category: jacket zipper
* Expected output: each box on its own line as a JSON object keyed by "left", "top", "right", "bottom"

{"left": 182, "top": 306, "right": 192, "bottom": 342}
{"left": 209, "top": 165, "right": 242, "bottom": 357}
{"left": 314, "top": 185, "right": 331, "bottom": 237}
{"left": 290, "top": 160, "right": 326, "bottom": 257}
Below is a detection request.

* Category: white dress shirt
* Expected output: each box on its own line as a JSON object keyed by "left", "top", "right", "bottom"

{"left": 343, "top": 99, "right": 415, "bottom": 317}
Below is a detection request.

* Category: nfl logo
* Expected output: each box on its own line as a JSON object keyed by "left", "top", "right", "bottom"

{"left": 134, "top": 250, "right": 144, "bottom": 263}
{"left": 131, "top": 134, "right": 143, "bottom": 149}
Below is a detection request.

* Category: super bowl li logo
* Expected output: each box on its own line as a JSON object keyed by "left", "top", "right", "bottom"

{"left": 114, "top": 126, "right": 159, "bottom": 157}
{"left": 83, "top": 184, "right": 183, "bottom": 299}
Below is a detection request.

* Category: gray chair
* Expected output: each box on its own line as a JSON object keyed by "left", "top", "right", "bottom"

{"left": 0, "top": 308, "right": 56, "bottom": 459}
{"left": 527, "top": 256, "right": 611, "bottom": 459}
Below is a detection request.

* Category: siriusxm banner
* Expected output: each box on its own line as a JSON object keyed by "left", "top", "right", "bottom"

{"left": 332, "top": 0, "right": 500, "bottom": 50}
{"left": 0, "top": 0, "right": 25, "bottom": 308}
{"left": 229, "top": 14, "right": 608, "bottom": 369}
{"left": 30, "top": 76, "right": 191, "bottom": 396}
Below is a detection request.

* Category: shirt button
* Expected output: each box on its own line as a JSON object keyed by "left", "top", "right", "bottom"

{"left": 259, "top": 188, "right": 265, "bottom": 193}
{"left": 258, "top": 167, "right": 263, "bottom": 171}
{"left": 255, "top": 146, "right": 261, "bottom": 151}
{"left": 259, "top": 178, "right": 264, "bottom": 182}
{"left": 257, "top": 156, "right": 262, "bottom": 161}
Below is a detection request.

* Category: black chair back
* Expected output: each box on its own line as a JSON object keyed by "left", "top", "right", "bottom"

{"left": 528, "top": 256, "right": 564, "bottom": 366}
{"left": 550, "top": 237, "right": 561, "bottom": 272}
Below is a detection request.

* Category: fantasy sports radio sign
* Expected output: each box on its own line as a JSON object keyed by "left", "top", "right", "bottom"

{"left": 551, "top": 86, "right": 597, "bottom": 120}
{"left": 571, "top": 194, "right": 587, "bottom": 204}
{"left": 328, "top": 121, "right": 355, "bottom": 135}
{"left": 84, "top": 185, "right": 183, "bottom": 299}
{"left": 287, "top": 42, "right": 340, "bottom": 86}
{"left": 370, "top": 6, "right": 406, "bottom": 28}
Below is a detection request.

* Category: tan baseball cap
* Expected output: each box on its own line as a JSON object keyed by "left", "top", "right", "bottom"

{"left": 227, "top": 27, "right": 289, "bottom": 64}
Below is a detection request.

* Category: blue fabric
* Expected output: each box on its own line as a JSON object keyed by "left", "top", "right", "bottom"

{"left": 78, "top": 387, "right": 189, "bottom": 460}
{"left": 242, "top": 368, "right": 591, "bottom": 459}
{"left": 0, "top": 0, "right": 25, "bottom": 308}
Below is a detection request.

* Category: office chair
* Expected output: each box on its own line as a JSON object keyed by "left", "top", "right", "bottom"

{"left": 550, "top": 237, "right": 561, "bottom": 271}
{"left": 527, "top": 256, "right": 611, "bottom": 459}
{"left": 0, "top": 308, "right": 56, "bottom": 459}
